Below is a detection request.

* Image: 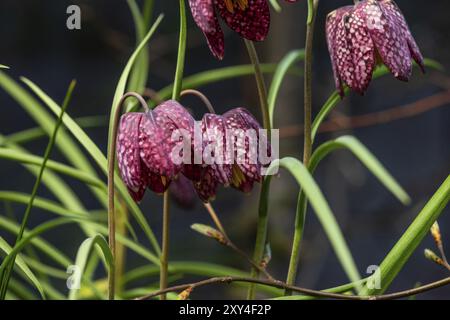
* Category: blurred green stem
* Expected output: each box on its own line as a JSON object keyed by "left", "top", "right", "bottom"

{"left": 285, "top": 0, "right": 319, "bottom": 294}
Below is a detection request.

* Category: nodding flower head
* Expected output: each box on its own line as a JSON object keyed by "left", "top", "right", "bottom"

{"left": 188, "top": 107, "right": 268, "bottom": 202}
{"left": 116, "top": 96, "right": 271, "bottom": 203}
{"left": 188, "top": 0, "right": 299, "bottom": 60}
{"left": 326, "top": 0, "right": 424, "bottom": 96}
{"left": 116, "top": 100, "right": 194, "bottom": 202}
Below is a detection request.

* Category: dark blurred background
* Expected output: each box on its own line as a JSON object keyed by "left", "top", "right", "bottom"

{"left": 0, "top": 0, "right": 448, "bottom": 299}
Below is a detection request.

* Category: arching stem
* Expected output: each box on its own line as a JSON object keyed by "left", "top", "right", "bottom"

{"left": 108, "top": 92, "right": 149, "bottom": 300}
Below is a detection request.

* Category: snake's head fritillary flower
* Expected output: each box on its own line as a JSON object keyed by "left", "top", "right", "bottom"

{"left": 117, "top": 100, "right": 195, "bottom": 202}
{"left": 189, "top": 107, "right": 268, "bottom": 202}
{"left": 188, "top": 0, "right": 298, "bottom": 59}
{"left": 326, "top": 0, "right": 425, "bottom": 96}
{"left": 116, "top": 112, "right": 167, "bottom": 201}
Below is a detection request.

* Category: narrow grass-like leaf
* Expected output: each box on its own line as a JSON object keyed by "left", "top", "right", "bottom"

{"left": 312, "top": 59, "right": 443, "bottom": 142}
{"left": 126, "top": 0, "right": 150, "bottom": 95}
{"left": 268, "top": 0, "right": 282, "bottom": 12}
{"left": 0, "top": 191, "right": 102, "bottom": 220}
{"left": 0, "top": 237, "right": 45, "bottom": 299}
{"left": 268, "top": 50, "right": 305, "bottom": 127}
{"left": 0, "top": 148, "right": 106, "bottom": 189}
{"left": 310, "top": 136, "right": 411, "bottom": 205}
{"left": 21, "top": 256, "right": 68, "bottom": 280}
{"left": 266, "top": 157, "right": 361, "bottom": 285}
{"left": 69, "top": 235, "right": 114, "bottom": 300}
{"left": 0, "top": 81, "right": 75, "bottom": 299}
{"left": 361, "top": 175, "right": 450, "bottom": 295}
{"left": 4, "top": 116, "right": 106, "bottom": 145}
{"left": 0, "top": 216, "right": 72, "bottom": 268}
{"left": 0, "top": 218, "right": 82, "bottom": 277}
{"left": 0, "top": 136, "right": 87, "bottom": 213}
{"left": 0, "top": 72, "right": 105, "bottom": 204}
{"left": 154, "top": 64, "right": 293, "bottom": 106}
{"left": 7, "top": 278, "right": 36, "bottom": 300}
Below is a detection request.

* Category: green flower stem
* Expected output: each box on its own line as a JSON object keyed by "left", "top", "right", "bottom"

{"left": 285, "top": 0, "right": 319, "bottom": 294}
{"left": 247, "top": 177, "right": 272, "bottom": 299}
{"left": 160, "top": 191, "right": 171, "bottom": 300}
{"left": 108, "top": 92, "right": 149, "bottom": 300}
{"left": 244, "top": 40, "right": 271, "bottom": 134}
{"left": 172, "top": 0, "right": 187, "bottom": 102}
{"left": 244, "top": 39, "right": 272, "bottom": 300}
{"left": 159, "top": 0, "right": 187, "bottom": 300}
{"left": 0, "top": 80, "right": 76, "bottom": 299}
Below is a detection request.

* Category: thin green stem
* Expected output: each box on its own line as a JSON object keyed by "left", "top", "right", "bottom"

{"left": 302, "top": 0, "right": 318, "bottom": 166}
{"left": 247, "top": 177, "right": 273, "bottom": 299}
{"left": 244, "top": 39, "right": 272, "bottom": 300}
{"left": 244, "top": 40, "right": 271, "bottom": 133}
{"left": 0, "top": 80, "right": 76, "bottom": 299}
{"left": 160, "top": 192, "right": 170, "bottom": 300}
{"left": 108, "top": 92, "right": 149, "bottom": 300}
{"left": 159, "top": 0, "right": 187, "bottom": 300}
{"left": 285, "top": 0, "right": 319, "bottom": 295}
{"left": 172, "top": 0, "right": 187, "bottom": 101}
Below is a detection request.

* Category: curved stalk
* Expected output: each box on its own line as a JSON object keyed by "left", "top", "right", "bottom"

{"left": 108, "top": 92, "right": 149, "bottom": 300}
{"left": 244, "top": 40, "right": 271, "bottom": 134}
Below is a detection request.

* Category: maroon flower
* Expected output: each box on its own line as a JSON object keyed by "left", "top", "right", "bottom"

{"left": 117, "top": 100, "right": 269, "bottom": 203}
{"left": 188, "top": 107, "right": 268, "bottom": 202}
{"left": 326, "top": 0, "right": 424, "bottom": 96}
{"left": 188, "top": 0, "right": 298, "bottom": 59}
{"left": 116, "top": 100, "right": 195, "bottom": 202}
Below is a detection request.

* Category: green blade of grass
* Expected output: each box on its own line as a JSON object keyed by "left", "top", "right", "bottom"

{"left": 361, "top": 174, "right": 450, "bottom": 295}
{"left": 7, "top": 278, "right": 36, "bottom": 300}
{"left": 312, "top": 59, "right": 443, "bottom": 142}
{"left": 0, "top": 216, "right": 72, "bottom": 268}
{"left": 69, "top": 235, "right": 114, "bottom": 300}
{"left": 310, "top": 136, "right": 411, "bottom": 205}
{"left": 267, "top": 157, "right": 361, "bottom": 286}
{"left": 0, "top": 136, "right": 87, "bottom": 213}
{"left": 268, "top": 0, "right": 282, "bottom": 12}
{"left": 0, "top": 191, "right": 102, "bottom": 220}
{"left": 0, "top": 237, "right": 45, "bottom": 299}
{"left": 0, "top": 72, "right": 107, "bottom": 208}
{"left": 0, "top": 148, "right": 106, "bottom": 189}
{"left": 268, "top": 49, "right": 305, "bottom": 127}
{"left": 126, "top": 0, "right": 150, "bottom": 95}
{"left": 153, "top": 63, "right": 296, "bottom": 106}
{"left": 3, "top": 116, "right": 107, "bottom": 145}
{"left": 0, "top": 80, "right": 76, "bottom": 299}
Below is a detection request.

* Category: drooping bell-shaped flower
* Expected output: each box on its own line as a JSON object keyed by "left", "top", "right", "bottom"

{"left": 188, "top": 0, "right": 299, "bottom": 59}
{"left": 326, "top": 0, "right": 425, "bottom": 96}
{"left": 188, "top": 107, "right": 268, "bottom": 202}
{"left": 116, "top": 100, "right": 195, "bottom": 202}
